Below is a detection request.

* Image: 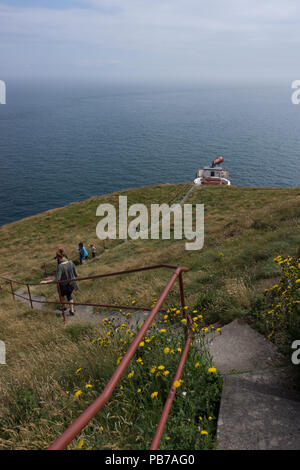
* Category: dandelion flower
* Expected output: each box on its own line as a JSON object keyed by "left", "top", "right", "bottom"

{"left": 151, "top": 391, "right": 158, "bottom": 399}
{"left": 195, "top": 362, "right": 200, "bottom": 368}
{"left": 128, "top": 370, "right": 134, "bottom": 379}
{"left": 158, "top": 365, "right": 165, "bottom": 370}
{"left": 173, "top": 381, "right": 181, "bottom": 389}
{"left": 74, "top": 390, "right": 82, "bottom": 398}
{"left": 201, "top": 430, "right": 208, "bottom": 435}
{"left": 85, "top": 384, "right": 93, "bottom": 389}
{"left": 164, "top": 347, "right": 170, "bottom": 354}
{"left": 77, "top": 440, "right": 84, "bottom": 449}
{"left": 208, "top": 367, "right": 217, "bottom": 373}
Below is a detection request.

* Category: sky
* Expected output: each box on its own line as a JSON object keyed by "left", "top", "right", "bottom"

{"left": 1, "top": 0, "right": 300, "bottom": 84}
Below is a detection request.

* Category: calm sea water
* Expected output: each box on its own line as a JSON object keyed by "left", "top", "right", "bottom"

{"left": 0, "top": 82, "right": 299, "bottom": 226}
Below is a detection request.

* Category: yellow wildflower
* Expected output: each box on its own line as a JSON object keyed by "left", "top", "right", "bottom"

{"left": 77, "top": 440, "right": 84, "bottom": 449}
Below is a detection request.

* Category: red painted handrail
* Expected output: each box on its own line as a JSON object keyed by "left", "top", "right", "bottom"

{"left": 0, "top": 264, "right": 192, "bottom": 450}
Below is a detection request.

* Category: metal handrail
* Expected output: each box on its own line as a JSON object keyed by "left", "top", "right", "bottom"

{"left": 0, "top": 264, "right": 187, "bottom": 286}
{"left": 0, "top": 264, "right": 192, "bottom": 450}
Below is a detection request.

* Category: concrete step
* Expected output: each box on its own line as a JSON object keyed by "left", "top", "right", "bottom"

{"left": 207, "top": 318, "right": 285, "bottom": 375}
{"left": 217, "top": 371, "right": 300, "bottom": 450}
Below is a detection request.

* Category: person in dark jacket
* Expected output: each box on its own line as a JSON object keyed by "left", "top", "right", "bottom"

{"left": 40, "top": 253, "right": 78, "bottom": 315}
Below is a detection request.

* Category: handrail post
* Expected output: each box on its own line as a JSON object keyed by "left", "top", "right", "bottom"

{"left": 10, "top": 281, "right": 15, "bottom": 301}
{"left": 150, "top": 329, "right": 193, "bottom": 450}
{"left": 27, "top": 284, "right": 33, "bottom": 309}
{"left": 57, "top": 282, "right": 66, "bottom": 322}
{"left": 178, "top": 271, "right": 186, "bottom": 313}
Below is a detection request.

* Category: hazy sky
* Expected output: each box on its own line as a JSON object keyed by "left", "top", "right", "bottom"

{"left": 1, "top": 0, "right": 300, "bottom": 84}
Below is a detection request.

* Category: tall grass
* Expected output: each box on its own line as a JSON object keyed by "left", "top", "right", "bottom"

{"left": 1, "top": 183, "right": 300, "bottom": 449}
{"left": 0, "top": 290, "right": 221, "bottom": 450}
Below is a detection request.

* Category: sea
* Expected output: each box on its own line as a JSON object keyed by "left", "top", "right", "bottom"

{"left": 0, "top": 81, "right": 299, "bottom": 226}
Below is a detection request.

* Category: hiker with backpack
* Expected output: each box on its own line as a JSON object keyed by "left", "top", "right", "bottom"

{"left": 40, "top": 252, "right": 78, "bottom": 316}
{"left": 78, "top": 242, "right": 89, "bottom": 264}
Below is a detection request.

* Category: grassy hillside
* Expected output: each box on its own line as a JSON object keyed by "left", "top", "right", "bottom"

{"left": 0, "top": 183, "right": 299, "bottom": 449}
{"left": 0, "top": 183, "right": 299, "bottom": 323}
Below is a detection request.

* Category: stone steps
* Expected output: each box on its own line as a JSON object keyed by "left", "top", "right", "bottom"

{"left": 217, "top": 371, "right": 300, "bottom": 450}
{"left": 208, "top": 319, "right": 300, "bottom": 450}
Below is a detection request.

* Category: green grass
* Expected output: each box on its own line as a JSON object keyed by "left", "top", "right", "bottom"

{"left": 0, "top": 290, "right": 221, "bottom": 449}
{"left": 0, "top": 183, "right": 300, "bottom": 449}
